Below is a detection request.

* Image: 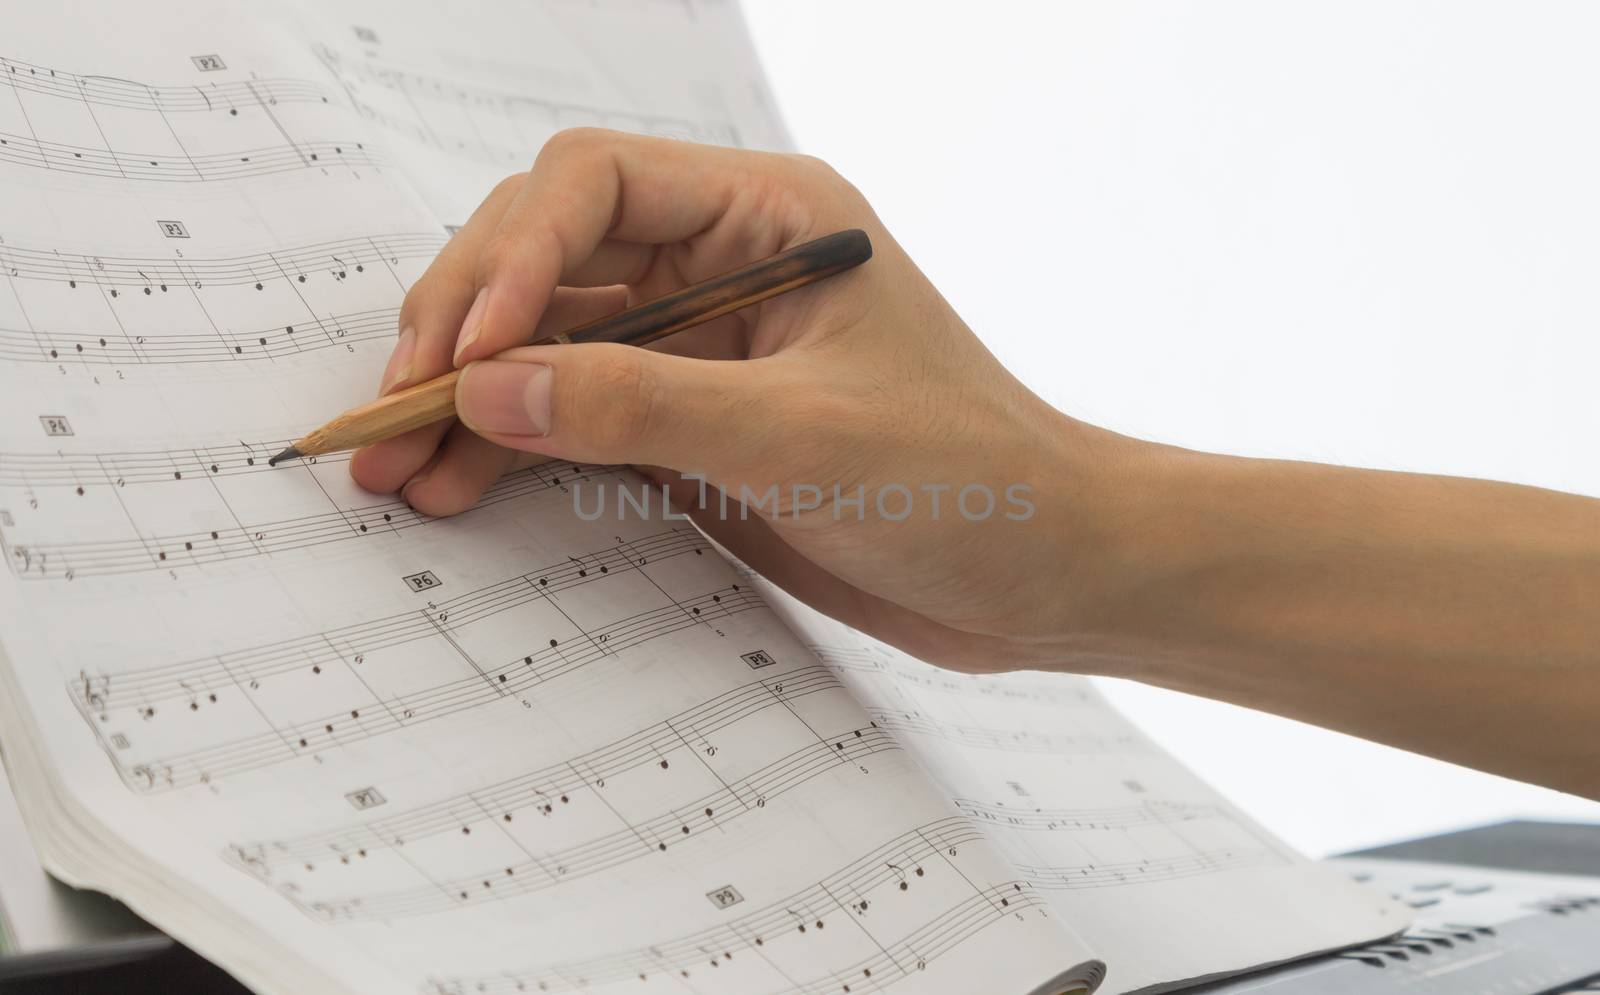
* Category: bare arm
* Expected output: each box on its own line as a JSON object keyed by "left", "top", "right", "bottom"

{"left": 1063, "top": 433, "right": 1600, "bottom": 797}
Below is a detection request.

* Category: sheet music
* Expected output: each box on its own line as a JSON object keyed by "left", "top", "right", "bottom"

{"left": 279, "top": 0, "right": 794, "bottom": 226}
{"left": 0, "top": 2, "right": 1102, "bottom": 993}
{"left": 759, "top": 591, "right": 1406, "bottom": 994}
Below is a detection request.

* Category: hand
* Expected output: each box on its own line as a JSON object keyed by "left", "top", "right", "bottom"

{"left": 348, "top": 129, "right": 1600, "bottom": 795}
{"left": 350, "top": 129, "right": 1116, "bottom": 673}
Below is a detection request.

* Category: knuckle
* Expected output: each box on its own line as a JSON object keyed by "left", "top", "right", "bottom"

{"left": 476, "top": 231, "right": 528, "bottom": 280}
{"left": 786, "top": 153, "right": 847, "bottom": 190}
{"left": 786, "top": 152, "right": 832, "bottom": 176}
{"left": 832, "top": 172, "right": 871, "bottom": 212}
{"left": 491, "top": 172, "right": 526, "bottom": 200}
{"left": 538, "top": 126, "right": 616, "bottom": 163}
{"left": 401, "top": 266, "right": 475, "bottom": 324}
{"left": 776, "top": 153, "right": 870, "bottom": 223}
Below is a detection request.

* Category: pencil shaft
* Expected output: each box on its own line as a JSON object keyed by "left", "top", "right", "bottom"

{"left": 552, "top": 228, "right": 872, "bottom": 348}
{"left": 299, "top": 371, "right": 460, "bottom": 456}
{"left": 282, "top": 229, "right": 871, "bottom": 459}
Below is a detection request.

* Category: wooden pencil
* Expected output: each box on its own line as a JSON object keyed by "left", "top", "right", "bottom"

{"left": 268, "top": 228, "right": 873, "bottom": 465}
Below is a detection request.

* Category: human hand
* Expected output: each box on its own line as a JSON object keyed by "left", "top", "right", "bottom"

{"left": 351, "top": 129, "right": 1122, "bottom": 673}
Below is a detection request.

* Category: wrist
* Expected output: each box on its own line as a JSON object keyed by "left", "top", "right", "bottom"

{"left": 1035, "top": 425, "right": 1236, "bottom": 681}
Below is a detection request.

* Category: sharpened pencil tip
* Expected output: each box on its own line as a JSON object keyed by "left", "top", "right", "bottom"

{"left": 268, "top": 447, "right": 303, "bottom": 467}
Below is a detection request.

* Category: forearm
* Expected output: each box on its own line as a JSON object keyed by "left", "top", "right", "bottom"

{"left": 1071, "top": 434, "right": 1600, "bottom": 797}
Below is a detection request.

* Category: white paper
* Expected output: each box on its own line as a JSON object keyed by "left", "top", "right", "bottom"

{"left": 759, "top": 592, "right": 1406, "bottom": 994}
{"left": 0, "top": 2, "right": 1098, "bottom": 993}
{"left": 280, "top": 0, "right": 794, "bottom": 226}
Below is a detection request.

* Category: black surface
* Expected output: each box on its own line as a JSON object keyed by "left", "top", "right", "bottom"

{"left": 1345, "top": 819, "right": 1600, "bottom": 875}
{"left": 0, "top": 935, "right": 173, "bottom": 984}
{"left": 0, "top": 943, "right": 249, "bottom": 994}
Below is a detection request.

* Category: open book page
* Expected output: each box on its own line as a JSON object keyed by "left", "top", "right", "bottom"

{"left": 279, "top": 0, "right": 794, "bottom": 228}
{"left": 0, "top": 2, "right": 1103, "bottom": 993}
{"left": 757, "top": 588, "right": 1408, "bottom": 994}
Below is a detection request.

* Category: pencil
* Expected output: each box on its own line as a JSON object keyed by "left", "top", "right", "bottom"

{"left": 268, "top": 229, "right": 872, "bottom": 466}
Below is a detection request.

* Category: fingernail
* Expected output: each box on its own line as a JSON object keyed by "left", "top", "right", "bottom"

{"left": 457, "top": 360, "right": 553, "bottom": 437}
{"left": 379, "top": 325, "right": 417, "bottom": 395}
{"left": 453, "top": 287, "right": 489, "bottom": 365}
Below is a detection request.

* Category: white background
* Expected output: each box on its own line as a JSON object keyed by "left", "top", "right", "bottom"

{"left": 741, "top": 0, "right": 1600, "bottom": 856}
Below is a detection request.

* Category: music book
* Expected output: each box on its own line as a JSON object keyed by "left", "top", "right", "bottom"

{"left": 0, "top": 2, "right": 1406, "bottom": 992}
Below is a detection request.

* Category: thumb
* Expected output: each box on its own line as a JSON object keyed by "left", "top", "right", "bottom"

{"left": 455, "top": 343, "right": 778, "bottom": 476}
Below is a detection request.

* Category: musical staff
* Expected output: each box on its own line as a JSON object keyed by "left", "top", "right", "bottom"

{"left": 813, "top": 643, "right": 1095, "bottom": 707}
{"left": 956, "top": 798, "right": 1217, "bottom": 832}
{"left": 0, "top": 55, "right": 334, "bottom": 112}
{"left": 0, "top": 129, "right": 384, "bottom": 181}
{"left": 1017, "top": 850, "right": 1281, "bottom": 891}
{"left": 4, "top": 459, "right": 614, "bottom": 580}
{"left": 313, "top": 44, "right": 739, "bottom": 169}
{"left": 0, "top": 47, "right": 384, "bottom": 184}
{"left": 270, "top": 724, "right": 899, "bottom": 921}
{"left": 0, "top": 305, "right": 399, "bottom": 365}
{"left": 229, "top": 666, "right": 847, "bottom": 871}
{"left": 0, "top": 227, "right": 442, "bottom": 367}
{"left": 70, "top": 526, "right": 709, "bottom": 711}
{"left": 0, "top": 231, "right": 442, "bottom": 291}
{"left": 772, "top": 600, "right": 1336, "bottom": 993}
{"left": 869, "top": 708, "right": 1149, "bottom": 756}
{"left": 77, "top": 569, "right": 765, "bottom": 791}
{"left": 772, "top": 885, "right": 1047, "bottom": 995}
{"left": 425, "top": 817, "right": 1031, "bottom": 995}
{"left": 0, "top": 441, "right": 345, "bottom": 489}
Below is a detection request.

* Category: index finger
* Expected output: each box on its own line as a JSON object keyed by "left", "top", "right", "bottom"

{"left": 452, "top": 129, "right": 832, "bottom": 365}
